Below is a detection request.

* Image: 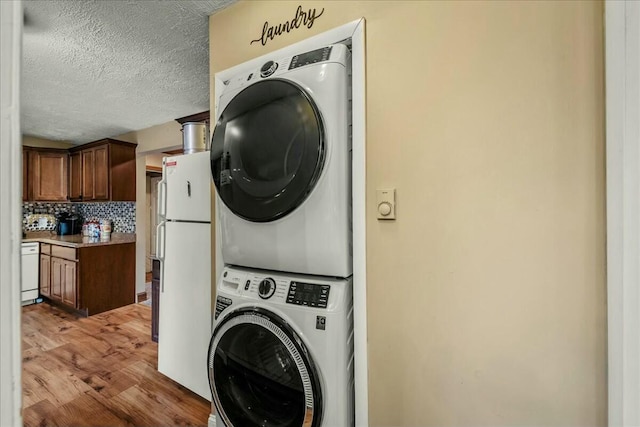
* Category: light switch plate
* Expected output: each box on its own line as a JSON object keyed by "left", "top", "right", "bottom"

{"left": 376, "top": 188, "right": 396, "bottom": 220}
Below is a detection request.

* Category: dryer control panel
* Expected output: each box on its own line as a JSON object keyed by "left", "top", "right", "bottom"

{"left": 289, "top": 46, "right": 333, "bottom": 70}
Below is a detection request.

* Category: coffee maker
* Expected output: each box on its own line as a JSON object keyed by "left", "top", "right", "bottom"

{"left": 55, "top": 212, "right": 83, "bottom": 235}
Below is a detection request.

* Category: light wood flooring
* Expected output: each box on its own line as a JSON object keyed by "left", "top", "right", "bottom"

{"left": 22, "top": 302, "right": 210, "bottom": 426}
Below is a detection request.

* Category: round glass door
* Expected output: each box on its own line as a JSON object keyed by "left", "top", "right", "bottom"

{"left": 210, "top": 79, "right": 325, "bottom": 222}
{"left": 209, "top": 308, "right": 322, "bottom": 427}
{"left": 208, "top": 309, "right": 322, "bottom": 427}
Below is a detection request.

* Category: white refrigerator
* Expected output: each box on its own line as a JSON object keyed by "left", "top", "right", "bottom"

{"left": 156, "top": 151, "right": 212, "bottom": 401}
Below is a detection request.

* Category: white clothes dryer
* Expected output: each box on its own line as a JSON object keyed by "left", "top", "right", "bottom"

{"left": 208, "top": 265, "right": 354, "bottom": 427}
{"left": 210, "top": 43, "right": 352, "bottom": 278}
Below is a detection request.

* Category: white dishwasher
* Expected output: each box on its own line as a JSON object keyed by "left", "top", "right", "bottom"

{"left": 21, "top": 242, "right": 40, "bottom": 304}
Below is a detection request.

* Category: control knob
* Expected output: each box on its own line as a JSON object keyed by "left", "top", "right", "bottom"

{"left": 260, "top": 60, "right": 278, "bottom": 78}
{"left": 258, "top": 278, "right": 276, "bottom": 299}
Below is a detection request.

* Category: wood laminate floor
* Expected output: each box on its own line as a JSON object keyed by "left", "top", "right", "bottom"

{"left": 22, "top": 302, "right": 210, "bottom": 427}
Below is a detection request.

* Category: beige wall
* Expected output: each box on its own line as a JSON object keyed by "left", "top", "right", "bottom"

{"left": 22, "top": 135, "right": 73, "bottom": 149}
{"left": 115, "top": 120, "right": 182, "bottom": 153}
{"left": 145, "top": 153, "right": 165, "bottom": 169}
{"left": 210, "top": 1, "right": 606, "bottom": 425}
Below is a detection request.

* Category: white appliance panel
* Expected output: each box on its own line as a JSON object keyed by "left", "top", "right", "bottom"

{"left": 212, "top": 44, "right": 352, "bottom": 277}
{"left": 21, "top": 242, "right": 39, "bottom": 303}
{"left": 158, "top": 220, "right": 212, "bottom": 401}
{"left": 211, "top": 266, "right": 354, "bottom": 427}
{"left": 163, "top": 151, "right": 211, "bottom": 222}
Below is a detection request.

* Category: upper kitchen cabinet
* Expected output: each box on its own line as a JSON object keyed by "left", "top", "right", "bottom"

{"left": 69, "top": 139, "right": 137, "bottom": 201}
{"left": 24, "top": 147, "right": 69, "bottom": 202}
{"left": 23, "top": 149, "right": 28, "bottom": 201}
{"left": 68, "top": 151, "right": 82, "bottom": 200}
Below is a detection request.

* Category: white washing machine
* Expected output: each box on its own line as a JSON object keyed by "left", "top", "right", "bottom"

{"left": 208, "top": 265, "right": 354, "bottom": 427}
{"left": 210, "top": 43, "right": 352, "bottom": 278}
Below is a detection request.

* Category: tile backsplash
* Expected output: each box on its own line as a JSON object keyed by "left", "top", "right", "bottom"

{"left": 22, "top": 202, "right": 136, "bottom": 233}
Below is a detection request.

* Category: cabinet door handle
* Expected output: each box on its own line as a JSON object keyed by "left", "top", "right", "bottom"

{"left": 187, "top": 181, "right": 191, "bottom": 197}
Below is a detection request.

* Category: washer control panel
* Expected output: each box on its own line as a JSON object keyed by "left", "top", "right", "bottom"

{"left": 218, "top": 267, "right": 344, "bottom": 310}
{"left": 286, "top": 282, "right": 330, "bottom": 308}
{"left": 289, "top": 46, "right": 333, "bottom": 70}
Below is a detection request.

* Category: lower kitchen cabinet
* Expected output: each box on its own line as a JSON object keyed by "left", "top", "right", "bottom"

{"left": 50, "top": 256, "right": 64, "bottom": 301}
{"left": 39, "top": 253, "right": 51, "bottom": 297}
{"left": 39, "top": 242, "right": 135, "bottom": 316}
{"left": 50, "top": 256, "right": 77, "bottom": 307}
{"left": 61, "top": 259, "right": 77, "bottom": 307}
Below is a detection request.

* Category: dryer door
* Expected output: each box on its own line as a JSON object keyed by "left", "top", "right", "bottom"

{"left": 210, "top": 79, "right": 325, "bottom": 222}
{"left": 208, "top": 308, "right": 322, "bottom": 427}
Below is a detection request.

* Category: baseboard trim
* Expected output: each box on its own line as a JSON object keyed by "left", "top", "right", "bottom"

{"left": 136, "top": 291, "right": 148, "bottom": 303}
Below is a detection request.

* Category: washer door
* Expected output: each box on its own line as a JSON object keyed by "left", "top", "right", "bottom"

{"left": 210, "top": 79, "right": 325, "bottom": 222}
{"left": 208, "top": 308, "right": 323, "bottom": 427}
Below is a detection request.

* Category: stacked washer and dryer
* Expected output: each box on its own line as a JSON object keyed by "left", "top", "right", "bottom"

{"left": 208, "top": 43, "right": 354, "bottom": 427}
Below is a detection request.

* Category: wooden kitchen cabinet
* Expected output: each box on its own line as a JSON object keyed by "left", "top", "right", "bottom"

{"left": 23, "top": 138, "right": 136, "bottom": 202}
{"left": 61, "top": 259, "right": 77, "bottom": 307}
{"left": 69, "top": 139, "right": 136, "bottom": 201}
{"left": 25, "top": 148, "right": 68, "bottom": 201}
{"left": 92, "top": 145, "right": 109, "bottom": 200}
{"left": 39, "top": 253, "right": 51, "bottom": 298}
{"left": 38, "top": 241, "right": 135, "bottom": 316}
{"left": 22, "top": 149, "right": 28, "bottom": 201}
{"left": 48, "top": 246, "right": 78, "bottom": 308}
{"left": 51, "top": 256, "right": 77, "bottom": 306}
{"left": 68, "top": 151, "right": 82, "bottom": 200}
{"left": 50, "top": 256, "right": 63, "bottom": 300}
{"left": 80, "top": 149, "right": 95, "bottom": 201}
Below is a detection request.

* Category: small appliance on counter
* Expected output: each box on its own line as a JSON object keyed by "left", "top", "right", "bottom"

{"left": 82, "top": 218, "right": 112, "bottom": 240}
{"left": 55, "top": 212, "right": 83, "bottom": 235}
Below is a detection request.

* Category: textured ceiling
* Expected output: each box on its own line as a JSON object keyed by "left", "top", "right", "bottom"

{"left": 21, "top": 0, "right": 236, "bottom": 144}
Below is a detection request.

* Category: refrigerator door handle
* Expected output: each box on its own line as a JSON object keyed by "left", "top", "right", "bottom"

{"left": 156, "top": 221, "right": 166, "bottom": 292}
{"left": 158, "top": 178, "right": 167, "bottom": 220}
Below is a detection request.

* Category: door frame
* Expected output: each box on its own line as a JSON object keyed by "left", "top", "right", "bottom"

{"left": 605, "top": 2, "right": 640, "bottom": 425}
{"left": 0, "top": 1, "right": 23, "bottom": 425}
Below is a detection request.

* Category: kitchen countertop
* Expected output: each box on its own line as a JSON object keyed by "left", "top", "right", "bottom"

{"left": 23, "top": 231, "right": 137, "bottom": 248}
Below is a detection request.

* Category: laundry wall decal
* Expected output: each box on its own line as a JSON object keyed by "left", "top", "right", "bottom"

{"left": 250, "top": 5, "right": 325, "bottom": 46}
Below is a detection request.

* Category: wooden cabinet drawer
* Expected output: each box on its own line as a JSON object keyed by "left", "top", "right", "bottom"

{"left": 51, "top": 245, "right": 77, "bottom": 261}
{"left": 40, "top": 243, "right": 51, "bottom": 255}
